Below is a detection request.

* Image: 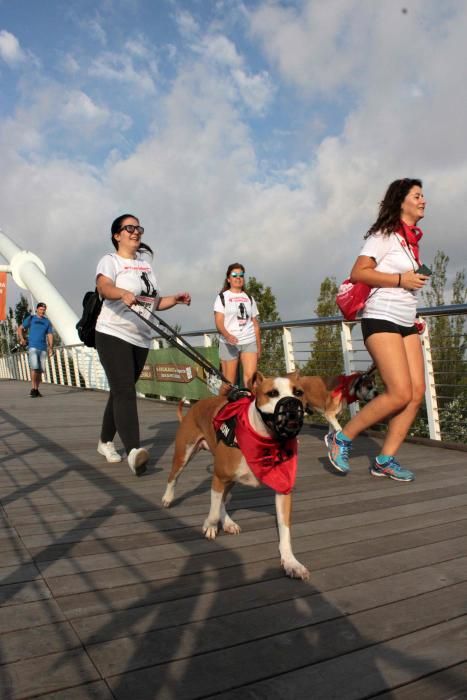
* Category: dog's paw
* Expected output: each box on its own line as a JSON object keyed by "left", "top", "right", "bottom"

{"left": 281, "top": 558, "right": 310, "bottom": 580}
{"left": 161, "top": 484, "right": 175, "bottom": 508}
{"left": 203, "top": 521, "right": 218, "bottom": 539}
{"left": 223, "top": 519, "right": 241, "bottom": 535}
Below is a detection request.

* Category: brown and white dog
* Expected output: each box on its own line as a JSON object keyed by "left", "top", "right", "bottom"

{"left": 297, "top": 365, "right": 378, "bottom": 433}
{"left": 162, "top": 371, "right": 309, "bottom": 580}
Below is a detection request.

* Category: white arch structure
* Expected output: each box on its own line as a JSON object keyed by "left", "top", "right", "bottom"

{"left": 0, "top": 228, "right": 81, "bottom": 345}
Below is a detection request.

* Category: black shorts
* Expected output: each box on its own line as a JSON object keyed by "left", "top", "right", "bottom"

{"left": 361, "top": 318, "right": 418, "bottom": 342}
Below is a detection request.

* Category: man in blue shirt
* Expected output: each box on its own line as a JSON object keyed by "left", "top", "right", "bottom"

{"left": 18, "top": 302, "right": 54, "bottom": 397}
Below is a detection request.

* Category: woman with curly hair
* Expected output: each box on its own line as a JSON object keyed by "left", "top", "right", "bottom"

{"left": 327, "top": 178, "right": 430, "bottom": 482}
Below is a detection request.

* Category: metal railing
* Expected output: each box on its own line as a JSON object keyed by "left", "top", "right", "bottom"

{"left": 1, "top": 304, "right": 465, "bottom": 444}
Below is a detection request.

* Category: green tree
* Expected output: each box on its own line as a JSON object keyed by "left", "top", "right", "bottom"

{"left": 15, "top": 294, "right": 31, "bottom": 325}
{"left": 245, "top": 277, "right": 285, "bottom": 375}
{"left": 302, "top": 276, "right": 343, "bottom": 376}
{"left": 0, "top": 306, "right": 20, "bottom": 355}
{"left": 422, "top": 251, "right": 466, "bottom": 405}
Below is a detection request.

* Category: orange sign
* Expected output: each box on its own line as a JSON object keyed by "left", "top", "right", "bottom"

{"left": 0, "top": 272, "right": 7, "bottom": 321}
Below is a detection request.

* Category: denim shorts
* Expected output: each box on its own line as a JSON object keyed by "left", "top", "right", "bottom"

{"left": 361, "top": 318, "right": 418, "bottom": 342}
{"left": 219, "top": 340, "right": 258, "bottom": 361}
{"left": 28, "top": 348, "right": 47, "bottom": 372}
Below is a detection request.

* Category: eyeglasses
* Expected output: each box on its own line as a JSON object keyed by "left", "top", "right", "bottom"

{"left": 119, "top": 225, "right": 144, "bottom": 235}
{"left": 230, "top": 272, "right": 244, "bottom": 278}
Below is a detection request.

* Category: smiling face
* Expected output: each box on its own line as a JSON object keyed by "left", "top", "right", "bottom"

{"left": 228, "top": 267, "right": 245, "bottom": 291}
{"left": 401, "top": 185, "right": 426, "bottom": 226}
{"left": 114, "top": 216, "right": 144, "bottom": 257}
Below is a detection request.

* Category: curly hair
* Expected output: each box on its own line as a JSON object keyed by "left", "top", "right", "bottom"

{"left": 365, "top": 178, "right": 423, "bottom": 238}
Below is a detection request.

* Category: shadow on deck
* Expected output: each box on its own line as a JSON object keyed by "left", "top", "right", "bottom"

{"left": 1, "top": 380, "right": 467, "bottom": 699}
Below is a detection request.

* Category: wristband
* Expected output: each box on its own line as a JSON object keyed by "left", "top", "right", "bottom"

{"left": 397, "top": 274, "right": 401, "bottom": 288}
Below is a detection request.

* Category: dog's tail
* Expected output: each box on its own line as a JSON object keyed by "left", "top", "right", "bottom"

{"left": 177, "top": 399, "right": 189, "bottom": 423}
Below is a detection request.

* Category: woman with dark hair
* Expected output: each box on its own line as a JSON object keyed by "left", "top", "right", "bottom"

{"left": 327, "top": 178, "right": 430, "bottom": 481}
{"left": 95, "top": 213, "right": 191, "bottom": 475}
{"left": 214, "top": 262, "right": 261, "bottom": 390}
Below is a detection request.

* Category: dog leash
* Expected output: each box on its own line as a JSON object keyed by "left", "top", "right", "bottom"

{"left": 129, "top": 302, "right": 249, "bottom": 398}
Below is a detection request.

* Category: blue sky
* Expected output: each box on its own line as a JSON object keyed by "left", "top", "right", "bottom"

{"left": 1, "top": 0, "right": 466, "bottom": 331}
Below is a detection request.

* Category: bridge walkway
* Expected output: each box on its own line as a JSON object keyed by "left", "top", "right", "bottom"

{"left": 1, "top": 380, "right": 467, "bottom": 699}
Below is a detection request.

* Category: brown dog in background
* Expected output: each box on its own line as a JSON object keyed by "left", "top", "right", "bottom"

{"left": 296, "top": 365, "right": 378, "bottom": 433}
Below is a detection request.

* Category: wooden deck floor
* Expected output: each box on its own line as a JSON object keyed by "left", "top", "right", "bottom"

{"left": 1, "top": 379, "right": 467, "bottom": 700}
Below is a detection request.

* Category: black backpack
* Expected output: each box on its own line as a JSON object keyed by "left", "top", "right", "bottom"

{"left": 76, "top": 289, "right": 103, "bottom": 348}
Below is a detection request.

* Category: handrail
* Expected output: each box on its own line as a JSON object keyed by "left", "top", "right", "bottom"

{"left": 1, "top": 304, "right": 465, "bottom": 445}
{"left": 180, "top": 303, "right": 467, "bottom": 337}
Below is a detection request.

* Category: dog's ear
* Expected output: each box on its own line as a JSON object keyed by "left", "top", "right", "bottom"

{"left": 366, "top": 363, "right": 377, "bottom": 376}
{"left": 249, "top": 371, "right": 264, "bottom": 393}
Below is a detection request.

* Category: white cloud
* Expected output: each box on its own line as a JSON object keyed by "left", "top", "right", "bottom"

{"left": 249, "top": 0, "right": 367, "bottom": 94}
{"left": 0, "top": 30, "right": 26, "bottom": 66}
{"left": 198, "top": 34, "right": 243, "bottom": 68}
{"left": 1, "top": 1, "right": 466, "bottom": 334}
{"left": 89, "top": 50, "right": 158, "bottom": 95}
{"left": 87, "top": 17, "right": 107, "bottom": 46}
{"left": 61, "top": 53, "right": 80, "bottom": 75}
{"left": 232, "top": 68, "right": 274, "bottom": 113}
{"left": 61, "top": 90, "right": 108, "bottom": 122}
{"left": 174, "top": 9, "right": 200, "bottom": 38}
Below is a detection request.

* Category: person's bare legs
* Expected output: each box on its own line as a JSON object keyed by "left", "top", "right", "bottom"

{"left": 380, "top": 333, "right": 425, "bottom": 455}
{"left": 240, "top": 352, "right": 258, "bottom": 389}
{"left": 220, "top": 357, "right": 239, "bottom": 394}
{"left": 341, "top": 332, "right": 424, "bottom": 450}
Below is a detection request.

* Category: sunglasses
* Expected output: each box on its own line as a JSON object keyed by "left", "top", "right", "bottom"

{"left": 119, "top": 224, "right": 144, "bottom": 235}
{"left": 230, "top": 272, "right": 244, "bottom": 278}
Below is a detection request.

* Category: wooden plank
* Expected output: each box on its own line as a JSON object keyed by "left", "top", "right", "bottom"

{"left": 0, "top": 599, "right": 65, "bottom": 634}
{"left": 0, "top": 649, "right": 100, "bottom": 700}
{"left": 89, "top": 580, "right": 467, "bottom": 678}
{"left": 24, "top": 509, "right": 467, "bottom": 565}
{"left": 106, "top": 617, "right": 467, "bottom": 699}
{"left": 70, "top": 551, "right": 467, "bottom": 644}
{"left": 28, "top": 681, "right": 114, "bottom": 700}
{"left": 0, "top": 621, "right": 81, "bottom": 665}
{"left": 375, "top": 660, "right": 467, "bottom": 699}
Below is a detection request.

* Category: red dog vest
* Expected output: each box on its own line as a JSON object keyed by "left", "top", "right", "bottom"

{"left": 331, "top": 373, "right": 360, "bottom": 405}
{"left": 213, "top": 397, "right": 298, "bottom": 495}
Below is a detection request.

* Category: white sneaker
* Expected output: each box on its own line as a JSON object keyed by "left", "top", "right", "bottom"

{"left": 127, "top": 447, "right": 149, "bottom": 476}
{"left": 97, "top": 440, "right": 122, "bottom": 463}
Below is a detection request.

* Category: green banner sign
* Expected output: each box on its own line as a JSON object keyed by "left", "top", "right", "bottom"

{"left": 136, "top": 345, "right": 220, "bottom": 400}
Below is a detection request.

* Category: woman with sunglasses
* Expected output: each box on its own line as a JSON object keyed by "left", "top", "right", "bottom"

{"left": 95, "top": 214, "right": 191, "bottom": 475}
{"left": 214, "top": 262, "right": 261, "bottom": 390}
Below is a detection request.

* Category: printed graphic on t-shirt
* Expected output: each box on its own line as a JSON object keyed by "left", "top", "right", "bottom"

{"left": 231, "top": 296, "right": 249, "bottom": 327}
{"left": 140, "top": 271, "right": 156, "bottom": 297}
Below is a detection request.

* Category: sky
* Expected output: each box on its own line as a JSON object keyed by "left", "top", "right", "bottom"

{"left": 0, "top": 0, "right": 466, "bottom": 334}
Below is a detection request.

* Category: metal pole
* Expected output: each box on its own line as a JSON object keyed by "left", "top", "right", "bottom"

{"left": 0, "top": 229, "right": 81, "bottom": 346}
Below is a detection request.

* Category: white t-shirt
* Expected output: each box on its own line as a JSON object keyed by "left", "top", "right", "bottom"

{"left": 360, "top": 232, "right": 419, "bottom": 326}
{"left": 95, "top": 252, "right": 160, "bottom": 348}
{"left": 214, "top": 290, "right": 259, "bottom": 345}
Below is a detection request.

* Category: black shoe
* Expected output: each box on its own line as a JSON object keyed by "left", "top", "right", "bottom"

{"left": 36, "top": 390, "right": 43, "bottom": 397}
{"left": 30, "top": 389, "right": 38, "bottom": 397}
